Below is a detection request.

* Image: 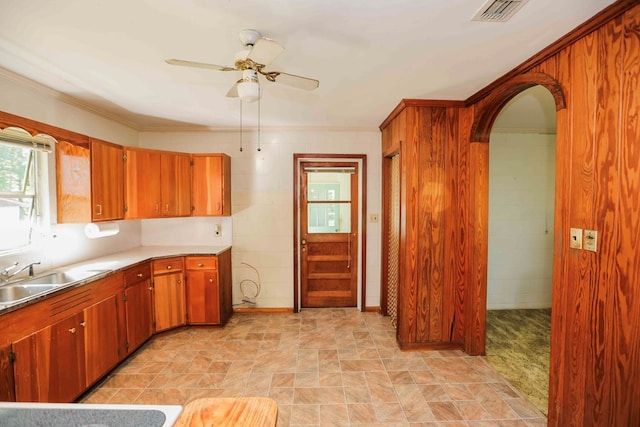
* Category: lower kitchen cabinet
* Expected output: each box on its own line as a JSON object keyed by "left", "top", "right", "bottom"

{"left": 12, "top": 312, "right": 86, "bottom": 402}
{"left": 123, "top": 263, "right": 154, "bottom": 353}
{"left": 152, "top": 257, "right": 186, "bottom": 332}
{"left": 185, "top": 250, "right": 232, "bottom": 325}
{"left": 83, "top": 294, "right": 120, "bottom": 387}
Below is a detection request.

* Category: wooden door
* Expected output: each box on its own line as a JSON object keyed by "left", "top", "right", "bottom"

{"left": 161, "top": 153, "right": 191, "bottom": 217}
{"left": 125, "top": 148, "right": 161, "bottom": 218}
{"left": 12, "top": 313, "right": 85, "bottom": 402}
{"left": 124, "top": 279, "right": 153, "bottom": 353}
{"left": 83, "top": 295, "right": 120, "bottom": 387}
{"left": 300, "top": 162, "right": 359, "bottom": 307}
{"left": 91, "top": 138, "right": 124, "bottom": 221}
{"left": 154, "top": 272, "right": 186, "bottom": 331}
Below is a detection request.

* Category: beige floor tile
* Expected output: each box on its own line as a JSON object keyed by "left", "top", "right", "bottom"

{"left": 82, "top": 309, "right": 546, "bottom": 426}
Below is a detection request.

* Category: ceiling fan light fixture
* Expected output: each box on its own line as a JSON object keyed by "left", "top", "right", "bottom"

{"left": 238, "top": 81, "right": 260, "bottom": 103}
{"left": 238, "top": 69, "right": 260, "bottom": 102}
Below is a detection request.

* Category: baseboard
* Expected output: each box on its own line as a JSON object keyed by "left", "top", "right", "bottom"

{"left": 233, "top": 306, "right": 294, "bottom": 314}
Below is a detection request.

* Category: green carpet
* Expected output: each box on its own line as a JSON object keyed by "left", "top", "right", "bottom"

{"left": 485, "top": 308, "right": 551, "bottom": 416}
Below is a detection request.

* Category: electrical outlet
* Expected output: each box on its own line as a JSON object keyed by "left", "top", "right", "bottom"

{"left": 584, "top": 229, "right": 598, "bottom": 252}
{"left": 570, "top": 228, "right": 582, "bottom": 249}
{"left": 214, "top": 224, "right": 221, "bottom": 236}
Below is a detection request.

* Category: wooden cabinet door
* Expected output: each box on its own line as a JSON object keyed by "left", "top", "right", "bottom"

{"left": 56, "top": 139, "right": 91, "bottom": 223}
{"left": 125, "top": 148, "right": 162, "bottom": 219}
{"left": 124, "top": 279, "right": 154, "bottom": 353}
{"left": 161, "top": 153, "right": 191, "bottom": 217}
{"left": 153, "top": 272, "right": 186, "bottom": 331}
{"left": 191, "top": 154, "right": 231, "bottom": 216}
{"left": 185, "top": 270, "right": 220, "bottom": 325}
{"left": 83, "top": 295, "right": 120, "bottom": 387}
{"left": 91, "top": 138, "right": 124, "bottom": 221}
{"left": 12, "top": 313, "right": 86, "bottom": 402}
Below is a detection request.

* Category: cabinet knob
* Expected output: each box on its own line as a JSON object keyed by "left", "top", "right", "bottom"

{"left": 69, "top": 327, "right": 76, "bottom": 334}
{"left": 80, "top": 321, "right": 86, "bottom": 328}
{"left": 137, "top": 273, "right": 143, "bottom": 278}
{"left": 198, "top": 263, "right": 204, "bottom": 267}
{"left": 209, "top": 278, "right": 213, "bottom": 283}
{"left": 167, "top": 265, "right": 172, "bottom": 270}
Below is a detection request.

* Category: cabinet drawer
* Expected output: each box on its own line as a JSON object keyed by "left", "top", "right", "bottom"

{"left": 152, "top": 257, "right": 184, "bottom": 275}
{"left": 185, "top": 256, "right": 217, "bottom": 271}
{"left": 123, "top": 262, "right": 151, "bottom": 287}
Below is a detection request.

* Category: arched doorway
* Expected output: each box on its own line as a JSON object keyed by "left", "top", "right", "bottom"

{"left": 484, "top": 85, "right": 557, "bottom": 415}
{"left": 466, "top": 71, "right": 566, "bottom": 416}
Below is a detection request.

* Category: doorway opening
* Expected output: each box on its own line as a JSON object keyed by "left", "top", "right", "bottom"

{"left": 484, "top": 85, "right": 556, "bottom": 416}
{"left": 293, "top": 154, "right": 367, "bottom": 312}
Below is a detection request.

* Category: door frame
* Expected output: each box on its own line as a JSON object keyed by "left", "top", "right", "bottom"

{"left": 293, "top": 154, "right": 367, "bottom": 313}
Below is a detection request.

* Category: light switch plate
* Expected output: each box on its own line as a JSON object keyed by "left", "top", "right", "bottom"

{"left": 570, "top": 228, "right": 583, "bottom": 249}
{"left": 584, "top": 229, "right": 598, "bottom": 252}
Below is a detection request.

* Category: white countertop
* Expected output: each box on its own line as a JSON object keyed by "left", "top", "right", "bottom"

{"left": 59, "top": 245, "right": 232, "bottom": 273}
{"left": 0, "top": 245, "right": 231, "bottom": 313}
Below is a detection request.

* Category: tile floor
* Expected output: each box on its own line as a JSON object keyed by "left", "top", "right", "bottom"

{"left": 82, "top": 309, "right": 547, "bottom": 426}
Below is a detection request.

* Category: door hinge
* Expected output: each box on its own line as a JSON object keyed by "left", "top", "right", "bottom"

{"left": 9, "top": 351, "right": 15, "bottom": 363}
{"left": 190, "top": 159, "right": 194, "bottom": 166}
{"left": 124, "top": 206, "right": 128, "bottom": 214}
{"left": 123, "top": 153, "right": 127, "bottom": 161}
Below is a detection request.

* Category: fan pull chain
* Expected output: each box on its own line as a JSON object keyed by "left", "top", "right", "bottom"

{"left": 257, "top": 88, "right": 261, "bottom": 152}
{"left": 239, "top": 99, "right": 243, "bottom": 152}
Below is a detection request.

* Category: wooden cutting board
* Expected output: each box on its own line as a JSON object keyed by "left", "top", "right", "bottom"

{"left": 174, "top": 397, "right": 278, "bottom": 427}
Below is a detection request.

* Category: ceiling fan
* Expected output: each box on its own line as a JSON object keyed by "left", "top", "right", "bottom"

{"left": 165, "top": 29, "right": 319, "bottom": 102}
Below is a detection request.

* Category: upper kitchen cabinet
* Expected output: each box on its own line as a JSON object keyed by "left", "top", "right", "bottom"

{"left": 124, "top": 147, "right": 161, "bottom": 219}
{"left": 56, "top": 138, "right": 124, "bottom": 223}
{"left": 56, "top": 139, "right": 92, "bottom": 223}
{"left": 191, "top": 154, "right": 231, "bottom": 216}
{"left": 161, "top": 152, "right": 191, "bottom": 217}
{"left": 124, "top": 148, "right": 192, "bottom": 219}
{"left": 90, "top": 139, "right": 124, "bottom": 221}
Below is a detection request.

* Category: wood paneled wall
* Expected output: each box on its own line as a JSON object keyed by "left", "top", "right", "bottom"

{"left": 381, "top": 2, "right": 640, "bottom": 425}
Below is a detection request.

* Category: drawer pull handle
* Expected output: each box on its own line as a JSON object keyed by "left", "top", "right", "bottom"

{"left": 167, "top": 265, "right": 172, "bottom": 270}
{"left": 137, "top": 273, "right": 143, "bottom": 278}
{"left": 69, "top": 327, "right": 76, "bottom": 334}
{"left": 198, "top": 263, "right": 204, "bottom": 267}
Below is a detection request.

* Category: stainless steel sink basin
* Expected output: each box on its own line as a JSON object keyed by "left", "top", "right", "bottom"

{"left": 20, "top": 271, "right": 86, "bottom": 286}
{"left": 0, "top": 284, "right": 60, "bottom": 304}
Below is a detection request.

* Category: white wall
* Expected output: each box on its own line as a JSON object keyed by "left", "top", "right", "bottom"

{"left": 487, "top": 132, "right": 556, "bottom": 309}
{"left": 139, "top": 130, "right": 382, "bottom": 309}
{"left": 0, "top": 72, "right": 142, "bottom": 274}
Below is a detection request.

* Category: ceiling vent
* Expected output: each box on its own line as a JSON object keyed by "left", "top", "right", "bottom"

{"left": 472, "top": 0, "right": 529, "bottom": 23}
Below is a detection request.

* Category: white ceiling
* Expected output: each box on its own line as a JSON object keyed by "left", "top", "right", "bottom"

{"left": 0, "top": 0, "right": 615, "bottom": 131}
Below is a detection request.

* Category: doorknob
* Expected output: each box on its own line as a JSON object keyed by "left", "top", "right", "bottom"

{"left": 301, "top": 239, "right": 306, "bottom": 244}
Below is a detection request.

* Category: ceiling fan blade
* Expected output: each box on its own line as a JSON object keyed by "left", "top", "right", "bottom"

{"left": 226, "top": 82, "right": 239, "bottom": 98}
{"left": 165, "top": 59, "right": 236, "bottom": 72}
{"left": 247, "top": 38, "right": 284, "bottom": 66}
{"left": 270, "top": 72, "right": 319, "bottom": 91}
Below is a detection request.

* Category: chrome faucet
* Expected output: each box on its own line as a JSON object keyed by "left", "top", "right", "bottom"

{"left": 1, "top": 261, "right": 41, "bottom": 282}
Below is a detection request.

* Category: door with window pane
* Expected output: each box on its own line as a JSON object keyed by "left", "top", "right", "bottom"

{"left": 300, "top": 162, "right": 358, "bottom": 307}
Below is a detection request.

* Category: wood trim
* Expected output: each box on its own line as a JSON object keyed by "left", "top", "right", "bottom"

{"left": 379, "top": 99, "right": 466, "bottom": 131}
{"left": 233, "top": 307, "right": 294, "bottom": 314}
{"left": 465, "top": 0, "right": 638, "bottom": 106}
{"left": 0, "top": 110, "right": 89, "bottom": 148}
{"left": 470, "top": 72, "right": 566, "bottom": 142}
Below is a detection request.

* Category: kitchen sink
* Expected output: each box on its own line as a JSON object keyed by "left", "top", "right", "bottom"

{"left": 0, "top": 284, "right": 60, "bottom": 304}
{"left": 20, "top": 271, "right": 88, "bottom": 286}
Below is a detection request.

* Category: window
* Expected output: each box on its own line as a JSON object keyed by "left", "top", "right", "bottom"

{"left": 0, "top": 127, "right": 55, "bottom": 253}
